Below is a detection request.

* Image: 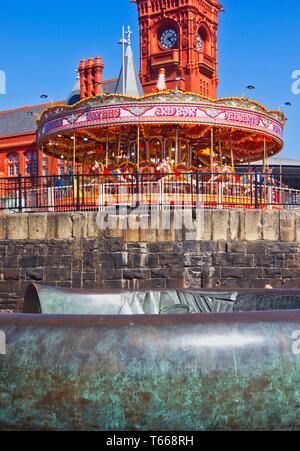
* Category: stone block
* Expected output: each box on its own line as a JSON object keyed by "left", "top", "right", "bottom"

{"left": 166, "top": 279, "right": 184, "bottom": 289}
{"left": 285, "top": 254, "right": 300, "bottom": 269}
{"left": 218, "top": 278, "right": 268, "bottom": 289}
{"left": 0, "top": 216, "right": 7, "bottom": 240}
{"left": 157, "top": 228, "right": 176, "bottom": 243}
{"left": 103, "top": 269, "right": 123, "bottom": 280}
{"left": 151, "top": 268, "right": 172, "bottom": 279}
{"left": 212, "top": 210, "right": 229, "bottom": 241}
{"left": 262, "top": 210, "right": 280, "bottom": 241}
{"left": 26, "top": 268, "right": 43, "bottom": 281}
{"left": 280, "top": 211, "right": 296, "bottom": 242}
{"left": 101, "top": 280, "right": 129, "bottom": 290}
{"left": 263, "top": 268, "right": 283, "bottom": 279}
{"left": 202, "top": 267, "right": 219, "bottom": 288}
{"left": 20, "top": 256, "right": 40, "bottom": 268}
{"left": 124, "top": 229, "right": 141, "bottom": 243}
{"left": 254, "top": 254, "right": 277, "bottom": 267}
{"left": 83, "top": 271, "right": 97, "bottom": 282}
{"left": 72, "top": 213, "right": 87, "bottom": 239}
{"left": 221, "top": 267, "right": 262, "bottom": 279}
{"left": 28, "top": 214, "right": 48, "bottom": 240}
{"left": 203, "top": 210, "right": 212, "bottom": 241}
{"left": 213, "top": 253, "right": 254, "bottom": 267}
{"left": 7, "top": 215, "right": 29, "bottom": 240}
{"left": 123, "top": 269, "right": 151, "bottom": 280}
{"left": 159, "top": 253, "right": 183, "bottom": 269}
{"left": 229, "top": 210, "right": 245, "bottom": 241}
{"left": 56, "top": 214, "right": 73, "bottom": 240}
{"left": 87, "top": 212, "right": 106, "bottom": 238}
{"left": 4, "top": 269, "right": 21, "bottom": 281}
{"left": 227, "top": 242, "right": 247, "bottom": 254}
{"left": 112, "top": 253, "right": 125, "bottom": 269}
{"left": 109, "top": 238, "right": 125, "bottom": 252}
{"left": 244, "top": 210, "right": 262, "bottom": 241}
{"left": 140, "top": 229, "right": 157, "bottom": 243}
{"left": 282, "top": 268, "right": 300, "bottom": 278}
{"left": 183, "top": 241, "right": 203, "bottom": 254}
{"left": 148, "top": 242, "right": 183, "bottom": 254}
{"left": 131, "top": 279, "right": 167, "bottom": 290}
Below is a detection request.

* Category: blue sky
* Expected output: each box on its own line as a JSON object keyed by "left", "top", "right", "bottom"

{"left": 0, "top": 0, "right": 299, "bottom": 158}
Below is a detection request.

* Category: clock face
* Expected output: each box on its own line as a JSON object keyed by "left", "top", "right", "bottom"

{"left": 160, "top": 29, "right": 178, "bottom": 49}
{"left": 197, "top": 33, "right": 203, "bottom": 51}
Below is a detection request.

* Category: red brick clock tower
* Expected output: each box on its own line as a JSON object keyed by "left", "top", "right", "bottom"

{"left": 132, "top": 0, "right": 222, "bottom": 97}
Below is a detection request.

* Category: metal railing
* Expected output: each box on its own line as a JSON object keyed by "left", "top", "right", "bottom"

{"left": 0, "top": 172, "right": 299, "bottom": 213}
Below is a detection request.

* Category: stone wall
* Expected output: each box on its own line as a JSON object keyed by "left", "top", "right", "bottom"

{"left": 0, "top": 210, "right": 299, "bottom": 311}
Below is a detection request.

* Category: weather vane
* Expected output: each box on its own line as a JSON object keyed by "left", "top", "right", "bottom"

{"left": 126, "top": 26, "right": 133, "bottom": 46}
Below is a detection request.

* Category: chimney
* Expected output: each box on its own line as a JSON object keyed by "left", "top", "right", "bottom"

{"left": 78, "top": 56, "right": 104, "bottom": 99}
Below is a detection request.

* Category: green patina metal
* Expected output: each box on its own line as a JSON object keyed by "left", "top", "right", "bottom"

{"left": 23, "top": 284, "right": 238, "bottom": 315}
{"left": 1, "top": 312, "right": 300, "bottom": 431}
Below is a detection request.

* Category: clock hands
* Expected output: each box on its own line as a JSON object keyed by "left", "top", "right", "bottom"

{"left": 161, "top": 30, "right": 177, "bottom": 49}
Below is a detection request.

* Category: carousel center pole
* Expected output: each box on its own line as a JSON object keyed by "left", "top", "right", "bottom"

{"left": 210, "top": 127, "right": 214, "bottom": 173}
{"left": 117, "top": 128, "right": 122, "bottom": 164}
{"left": 175, "top": 127, "right": 179, "bottom": 167}
{"left": 72, "top": 134, "right": 76, "bottom": 174}
{"left": 137, "top": 125, "right": 140, "bottom": 171}
{"left": 263, "top": 137, "right": 267, "bottom": 173}
{"left": 230, "top": 130, "right": 235, "bottom": 171}
{"left": 106, "top": 130, "right": 109, "bottom": 169}
{"left": 219, "top": 131, "right": 223, "bottom": 166}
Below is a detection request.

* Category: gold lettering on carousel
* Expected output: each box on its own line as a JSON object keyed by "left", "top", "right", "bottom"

{"left": 155, "top": 106, "right": 198, "bottom": 118}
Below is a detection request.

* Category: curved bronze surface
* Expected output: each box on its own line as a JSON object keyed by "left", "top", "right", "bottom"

{"left": 1, "top": 311, "right": 300, "bottom": 431}
{"left": 23, "top": 283, "right": 300, "bottom": 315}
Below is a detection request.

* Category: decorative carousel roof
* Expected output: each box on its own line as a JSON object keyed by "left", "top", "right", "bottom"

{"left": 37, "top": 90, "right": 286, "bottom": 146}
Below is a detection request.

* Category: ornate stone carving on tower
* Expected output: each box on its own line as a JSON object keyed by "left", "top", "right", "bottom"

{"left": 131, "top": 0, "right": 222, "bottom": 97}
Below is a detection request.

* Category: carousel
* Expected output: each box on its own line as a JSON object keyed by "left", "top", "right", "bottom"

{"left": 36, "top": 71, "right": 286, "bottom": 210}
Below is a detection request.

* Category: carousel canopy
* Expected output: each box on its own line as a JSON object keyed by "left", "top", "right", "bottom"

{"left": 36, "top": 91, "right": 286, "bottom": 169}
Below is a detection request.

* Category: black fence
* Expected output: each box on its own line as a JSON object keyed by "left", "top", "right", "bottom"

{"left": 0, "top": 172, "right": 299, "bottom": 213}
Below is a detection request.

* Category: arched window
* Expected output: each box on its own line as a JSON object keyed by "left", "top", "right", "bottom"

{"left": 197, "top": 25, "right": 211, "bottom": 55}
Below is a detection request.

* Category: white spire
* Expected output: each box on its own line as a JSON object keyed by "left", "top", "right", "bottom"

{"left": 115, "top": 26, "right": 144, "bottom": 97}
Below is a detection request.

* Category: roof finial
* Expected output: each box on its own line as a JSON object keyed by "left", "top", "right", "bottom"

{"left": 126, "top": 25, "right": 133, "bottom": 46}
{"left": 157, "top": 68, "right": 167, "bottom": 91}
